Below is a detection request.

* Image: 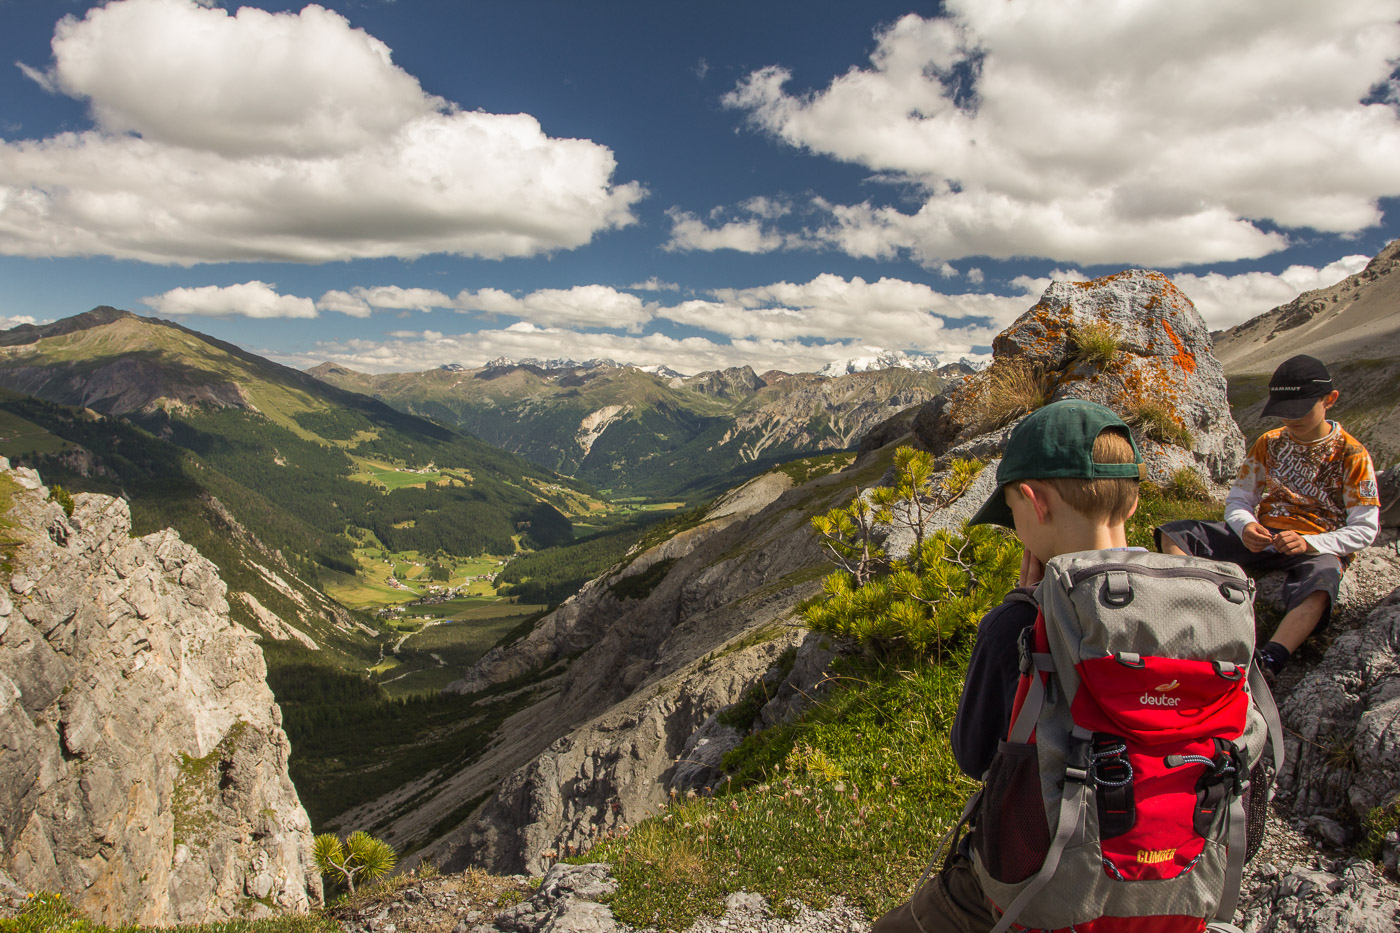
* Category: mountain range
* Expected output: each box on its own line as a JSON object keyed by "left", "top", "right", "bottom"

{"left": 308, "top": 358, "right": 970, "bottom": 498}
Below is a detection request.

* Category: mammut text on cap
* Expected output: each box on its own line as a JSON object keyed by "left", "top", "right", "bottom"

{"left": 1261, "top": 355, "right": 1333, "bottom": 419}
{"left": 968, "top": 399, "right": 1146, "bottom": 528}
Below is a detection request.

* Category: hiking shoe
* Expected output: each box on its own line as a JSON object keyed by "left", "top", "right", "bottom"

{"left": 1254, "top": 648, "right": 1280, "bottom": 689}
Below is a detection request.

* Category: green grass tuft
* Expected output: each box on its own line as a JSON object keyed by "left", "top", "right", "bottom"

{"left": 581, "top": 656, "right": 976, "bottom": 928}
{"left": 0, "top": 891, "right": 338, "bottom": 933}
{"left": 1357, "top": 798, "right": 1400, "bottom": 863}
{"left": 1128, "top": 400, "right": 1195, "bottom": 448}
{"left": 1165, "top": 467, "right": 1209, "bottom": 502}
{"left": 1069, "top": 320, "right": 1122, "bottom": 369}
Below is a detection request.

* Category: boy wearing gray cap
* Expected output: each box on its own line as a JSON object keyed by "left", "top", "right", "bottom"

{"left": 1157, "top": 354, "right": 1380, "bottom": 680}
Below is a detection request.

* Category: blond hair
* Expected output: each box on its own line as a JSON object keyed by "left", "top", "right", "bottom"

{"left": 1040, "top": 429, "right": 1140, "bottom": 525}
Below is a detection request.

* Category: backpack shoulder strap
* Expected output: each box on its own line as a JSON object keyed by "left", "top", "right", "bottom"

{"left": 1215, "top": 662, "right": 1287, "bottom": 924}
{"left": 1006, "top": 610, "right": 1054, "bottom": 744}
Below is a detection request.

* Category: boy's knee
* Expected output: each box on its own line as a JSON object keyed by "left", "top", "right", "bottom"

{"left": 1157, "top": 532, "right": 1187, "bottom": 556}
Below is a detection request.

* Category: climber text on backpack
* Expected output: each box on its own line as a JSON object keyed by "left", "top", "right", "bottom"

{"left": 970, "top": 550, "right": 1284, "bottom": 933}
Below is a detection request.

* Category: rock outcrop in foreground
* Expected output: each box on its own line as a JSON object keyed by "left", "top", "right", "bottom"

{"left": 0, "top": 460, "right": 320, "bottom": 925}
{"left": 917, "top": 269, "right": 1245, "bottom": 490}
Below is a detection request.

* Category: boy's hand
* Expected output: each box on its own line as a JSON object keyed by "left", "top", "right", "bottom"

{"left": 1271, "top": 530, "right": 1311, "bottom": 555}
{"left": 1241, "top": 522, "right": 1274, "bottom": 552}
{"left": 1019, "top": 549, "right": 1044, "bottom": 587}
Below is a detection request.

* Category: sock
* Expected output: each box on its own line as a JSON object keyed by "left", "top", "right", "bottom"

{"left": 1257, "top": 641, "right": 1291, "bottom": 674}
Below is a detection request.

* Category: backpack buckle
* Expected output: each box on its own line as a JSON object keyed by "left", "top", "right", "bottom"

{"left": 1018, "top": 625, "right": 1035, "bottom": 674}
{"left": 1213, "top": 659, "right": 1244, "bottom": 681}
{"left": 1065, "top": 733, "right": 1093, "bottom": 784}
{"left": 1102, "top": 570, "right": 1134, "bottom": 607}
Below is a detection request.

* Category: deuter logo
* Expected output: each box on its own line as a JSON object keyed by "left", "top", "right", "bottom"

{"left": 1155, "top": 680, "right": 1180, "bottom": 692}
{"left": 1137, "top": 848, "right": 1176, "bottom": 865}
{"left": 1139, "top": 691, "right": 1181, "bottom": 707}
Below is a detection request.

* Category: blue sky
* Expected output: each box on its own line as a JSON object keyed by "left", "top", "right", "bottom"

{"left": 1, "top": 0, "right": 1398, "bottom": 375}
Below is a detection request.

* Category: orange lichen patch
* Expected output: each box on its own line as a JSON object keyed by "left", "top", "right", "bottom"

{"left": 1117, "top": 357, "right": 1190, "bottom": 435}
{"left": 1161, "top": 320, "right": 1196, "bottom": 374}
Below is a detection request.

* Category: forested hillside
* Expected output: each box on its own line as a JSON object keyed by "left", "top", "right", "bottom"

{"left": 0, "top": 309, "right": 591, "bottom": 571}
{"left": 0, "top": 310, "right": 635, "bottom": 829}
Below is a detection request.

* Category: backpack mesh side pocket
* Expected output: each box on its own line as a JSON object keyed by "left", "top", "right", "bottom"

{"left": 976, "top": 740, "right": 1051, "bottom": 884}
{"left": 1244, "top": 761, "right": 1269, "bottom": 862}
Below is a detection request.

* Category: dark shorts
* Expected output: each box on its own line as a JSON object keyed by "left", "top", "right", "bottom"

{"left": 1155, "top": 520, "right": 1343, "bottom": 631}
{"left": 872, "top": 853, "right": 997, "bottom": 933}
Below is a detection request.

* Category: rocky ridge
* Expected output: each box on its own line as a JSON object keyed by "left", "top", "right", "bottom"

{"left": 334, "top": 465, "right": 841, "bottom": 874}
{"left": 1214, "top": 239, "right": 1400, "bottom": 377}
{"left": 0, "top": 460, "right": 320, "bottom": 925}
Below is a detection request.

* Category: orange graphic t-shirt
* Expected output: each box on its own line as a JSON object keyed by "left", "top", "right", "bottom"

{"left": 1235, "top": 424, "right": 1380, "bottom": 535}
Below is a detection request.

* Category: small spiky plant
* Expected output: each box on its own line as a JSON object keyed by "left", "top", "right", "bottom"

{"left": 1069, "top": 320, "right": 1122, "bottom": 369}
{"left": 961, "top": 358, "right": 1052, "bottom": 433}
{"left": 313, "top": 831, "right": 397, "bottom": 894}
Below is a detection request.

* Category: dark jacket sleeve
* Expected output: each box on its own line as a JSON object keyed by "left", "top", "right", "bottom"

{"left": 952, "top": 587, "right": 1038, "bottom": 780}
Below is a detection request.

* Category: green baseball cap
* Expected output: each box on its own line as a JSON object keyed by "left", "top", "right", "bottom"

{"left": 968, "top": 398, "right": 1146, "bottom": 528}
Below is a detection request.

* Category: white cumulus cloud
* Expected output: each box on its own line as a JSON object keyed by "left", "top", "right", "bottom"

{"left": 1172, "top": 254, "right": 1371, "bottom": 330}
{"left": 1, "top": 0, "right": 642, "bottom": 265}
{"left": 626, "top": 278, "right": 680, "bottom": 292}
{"left": 671, "top": 273, "right": 1031, "bottom": 346}
{"left": 455, "top": 285, "right": 654, "bottom": 331}
{"left": 721, "top": 2, "right": 1400, "bottom": 268}
{"left": 145, "top": 281, "right": 317, "bottom": 319}
{"left": 664, "top": 209, "right": 791, "bottom": 254}
{"left": 317, "top": 286, "right": 453, "bottom": 317}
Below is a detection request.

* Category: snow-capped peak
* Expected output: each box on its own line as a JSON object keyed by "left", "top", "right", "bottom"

{"left": 817, "top": 351, "right": 941, "bottom": 377}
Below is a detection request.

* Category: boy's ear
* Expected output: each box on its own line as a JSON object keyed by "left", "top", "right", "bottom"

{"left": 1016, "top": 481, "right": 1054, "bottom": 523}
{"left": 1322, "top": 389, "right": 1340, "bottom": 408}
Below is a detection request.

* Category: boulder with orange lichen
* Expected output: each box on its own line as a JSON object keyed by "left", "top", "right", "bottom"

{"left": 915, "top": 269, "right": 1244, "bottom": 490}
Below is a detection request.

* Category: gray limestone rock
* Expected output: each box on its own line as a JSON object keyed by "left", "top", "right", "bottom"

{"left": 0, "top": 465, "right": 320, "bottom": 926}
{"left": 482, "top": 863, "right": 621, "bottom": 933}
{"left": 1274, "top": 572, "right": 1400, "bottom": 829}
{"left": 460, "top": 627, "right": 803, "bottom": 875}
{"left": 1238, "top": 860, "right": 1400, "bottom": 932}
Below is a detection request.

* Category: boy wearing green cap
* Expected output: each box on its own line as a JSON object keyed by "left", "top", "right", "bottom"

{"left": 1156, "top": 355, "right": 1380, "bottom": 681}
{"left": 873, "top": 398, "right": 1145, "bottom": 933}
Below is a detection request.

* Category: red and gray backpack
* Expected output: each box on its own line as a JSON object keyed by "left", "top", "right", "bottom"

{"left": 957, "top": 550, "right": 1285, "bottom": 933}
